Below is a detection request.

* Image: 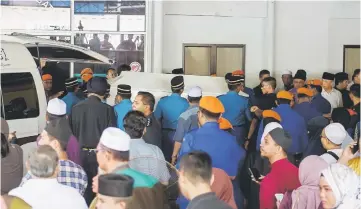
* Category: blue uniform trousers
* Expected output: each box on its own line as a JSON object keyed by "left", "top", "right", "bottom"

{"left": 162, "top": 129, "right": 176, "bottom": 162}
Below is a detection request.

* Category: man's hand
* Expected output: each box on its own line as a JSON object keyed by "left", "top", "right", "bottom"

{"left": 92, "top": 175, "right": 99, "bottom": 193}
{"left": 171, "top": 155, "right": 177, "bottom": 165}
{"left": 8, "top": 131, "right": 16, "bottom": 142}
{"left": 251, "top": 175, "right": 265, "bottom": 185}
{"left": 250, "top": 106, "right": 259, "bottom": 113}
{"left": 338, "top": 141, "right": 358, "bottom": 165}
{"left": 244, "top": 140, "right": 250, "bottom": 150}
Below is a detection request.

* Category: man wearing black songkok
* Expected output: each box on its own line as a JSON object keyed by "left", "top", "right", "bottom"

{"left": 70, "top": 77, "right": 117, "bottom": 205}
{"left": 335, "top": 72, "right": 352, "bottom": 108}
{"left": 95, "top": 174, "right": 134, "bottom": 209}
{"left": 321, "top": 72, "right": 343, "bottom": 110}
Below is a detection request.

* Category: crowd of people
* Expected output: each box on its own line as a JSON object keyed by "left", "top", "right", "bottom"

{"left": 1, "top": 66, "right": 360, "bottom": 209}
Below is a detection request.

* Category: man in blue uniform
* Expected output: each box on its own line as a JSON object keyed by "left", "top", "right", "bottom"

{"left": 171, "top": 86, "right": 202, "bottom": 165}
{"left": 293, "top": 87, "right": 322, "bottom": 125}
{"left": 62, "top": 77, "right": 82, "bottom": 115}
{"left": 178, "top": 96, "right": 244, "bottom": 209}
{"left": 114, "top": 84, "right": 132, "bottom": 130}
{"left": 154, "top": 76, "right": 189, "bottom": 162}
{"left": 257, "top": 91, "right": 308, "bottom": 159}
{"left": 307, "top": 79, "right": 332, "bottom": 114}
{"left": 218, "top": 74, "right": 252, "bottom": 146}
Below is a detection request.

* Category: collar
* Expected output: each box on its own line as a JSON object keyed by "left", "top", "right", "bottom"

{"left": 201, "top": 122, "right": 219, "bottom": 129}
{"left": 131, "top": 138, "right": 145, "bottom": 143}
{"left": 322, "top": 88, "right": 336, "bottom": 94}
{"left": 227, "top": 91, "right": 238, "bottom": 95}
{"left": 277, "top": 104, "right": 291, "bottom": 109}
{"left": 271, "top": 158, "right": 288, "bottom": 168}
{"left": 171, "top": 93, "right": 182, "bottom": 97}
{"left": 190, "top": 192, "right": 216, "bottom": 203}
{"left": 88, "top": 95, "right": 102, "bottom": 102}
{"left": 121, "top": 99, "right": 132, "bottom": 104}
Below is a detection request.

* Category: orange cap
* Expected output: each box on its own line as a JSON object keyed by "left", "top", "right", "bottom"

{"left": 297, "top": 87, "right": 313, "bottom": 97}
{"left": 42, "top": 74, "right": 52, "bottom": 81}
{"left": 276, "top": 90, "right": 293, "bottom": 100}
{"left": 306, "top": 79, "right": 322, "bottom": 86}
{"left": 218, "top": 117, "right": 233, "bottom": 130}
{"left": 262, "top": 110, "right": 281, "bottom": 121}
{"left": 81, "top": 68, "right": 93, "bottom": 82}
{"left": 210, "top": 74, "right": 217, "bottom": 77}
{"left": 199, "top": 96, "right": 225, "bottom": 114}
{"left": 232, "top": 70, "right": 244, "bottom": 76}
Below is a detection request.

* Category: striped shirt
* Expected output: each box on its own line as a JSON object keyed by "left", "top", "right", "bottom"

{"left": 129, "top": 138, "right": 171, "bottom": 183}
{"left": 20, "top": 160, "right": 88, "bottom": 195}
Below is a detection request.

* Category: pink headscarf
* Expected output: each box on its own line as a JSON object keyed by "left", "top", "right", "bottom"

{"left": 291, "top": 155, "right": 328, "bottom": 209}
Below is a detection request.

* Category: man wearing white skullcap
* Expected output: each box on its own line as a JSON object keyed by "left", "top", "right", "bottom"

{"left": 171, "top": 86, "right": 203, "bottom": 165}
{"left": 281, "top": 70, "right": 293, "bottom": 91}
{"left": 47, "top": 98, "right": 67, "bottom": 117}
{"left": 320, "top": 123, "right": 348, "bottom": 164}
{"left": 91, "top": 127, "right": 166, "bottom": 209}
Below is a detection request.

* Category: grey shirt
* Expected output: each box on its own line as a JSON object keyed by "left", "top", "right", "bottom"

{"left": 187, "top": 192, "right": 232, "bottom": 209}
{"left": 174, "top": 105, "right": 199, "bottom": 142}
{"left": 129, "top": 138, "right": 170, "bottom": 183}
{"left": 1, "top": 144, "right": 23, "bottom": 195}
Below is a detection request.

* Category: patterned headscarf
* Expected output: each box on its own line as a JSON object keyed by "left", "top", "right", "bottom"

{"left": 321, "top": 163, "right": 360, "bottom": 209}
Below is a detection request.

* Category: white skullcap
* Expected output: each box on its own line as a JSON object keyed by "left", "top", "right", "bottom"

{"left": 47, "top": 98, "right": 66, "bottom": 115}
{"left": 282, "top": 70, "right": 292, "bottom": 76}
{"left": 324, "top": 123, "right": 347, "bottom": 145}
{"left": 100, "top": 127, "right": 131, "bottom": 151}
{"left": 188, "top": 86, "right": 202, "bottom": 97}
{"left": 261, "top": 122, "right": 283, "bottom": 144}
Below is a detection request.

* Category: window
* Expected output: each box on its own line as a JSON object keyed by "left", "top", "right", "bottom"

{"left": 1, "top": 73, "right": 40, "bottom": 120}
{"left": 343, "top": 45, "right": 360, "bottom": 76}
{"left": 183, "top": 44, "right": 246, "bottom": 77}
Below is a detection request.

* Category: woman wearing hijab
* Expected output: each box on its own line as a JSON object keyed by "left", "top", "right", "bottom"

{"left": 279, "top": 155, "right": 328, "bottom": 209}
{"left": 319, "top": 163, "right": 360, "bottom": 209}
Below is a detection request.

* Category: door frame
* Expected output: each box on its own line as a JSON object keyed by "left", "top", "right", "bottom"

{"left": 182, "top": 44, "right": 246, "bottom": 75}
{"left": 343, "top": 45, "right": 360, "bottom": 73}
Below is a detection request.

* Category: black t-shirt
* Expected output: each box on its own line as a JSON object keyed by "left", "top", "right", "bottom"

{"left": 253, "top": 84, "right": 263, "bottom": 97}
{"left": 254, "top": 93, "right": 277, "bottom": 110}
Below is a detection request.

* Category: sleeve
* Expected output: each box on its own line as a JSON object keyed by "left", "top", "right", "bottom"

{"left": 69, "top": 108, "right": 79, "bottom": 138}
{"left": 338, "top": 91, "right": 343, "bottom": 107}
{"left": 154, "top": 100, "right": 163, "bottom": 120}
{"left": 257, "top": 120, "right": 264, "bottom": 150}
{"left": 245, "top": 99, "right": 252, "bottom": 121}
{"left": 173, "top": 117, "right": 188, "bottom": 142}
{"left": 259, "top": 179, "right": 278, "bottom": 209}
{"left": 300, "top": 121, "right": 309, "bottom": 152}
{"left": 157, "top": 148, "right": 171, "bottom": 183}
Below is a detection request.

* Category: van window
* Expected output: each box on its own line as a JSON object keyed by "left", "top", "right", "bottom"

{"left": 1, "top": 73, "right": 40, "bottom": 120}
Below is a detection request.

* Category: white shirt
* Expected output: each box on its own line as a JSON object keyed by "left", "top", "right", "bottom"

{"left": 320, "top": 148, "right": 343, "bottom": 164}
{"left": 20, "top": 142, "right": 37, "bottom": 175}
{"left": 321, "top": 88, "right": 343, "bottom": 110}
{"left": 9, "top": 178, "right": 87, "bottom": 209}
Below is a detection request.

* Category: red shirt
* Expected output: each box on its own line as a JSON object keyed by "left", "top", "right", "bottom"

{"left": 259, "top": 158, "right": 300, "bottom": 209}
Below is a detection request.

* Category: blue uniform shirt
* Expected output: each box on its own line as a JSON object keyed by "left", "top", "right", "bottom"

{"left": 257, "top": 104, "right": 308, "bottom": 154}
{"left": 154, "top": 93, "right": 189, "bottom": 129}
{"left": 293, "top": 102, "right": 322, "bottom": 125}
{"left": 311, "top": 94, "right": 331, "bottom": 114}
{"left": 218, "top": 91, "right": 252, "bottom": 126}
{"left": 178, "top": 122, "right": 243, "bottom": 177}
{"left": 173, "top": 105, "right": 199, "bottom": 143}
{"left": 114, "top": 99, "right": 132, "bottom": 130}
{"left": 61, "top": 92, "right": 81, "bottom": 115}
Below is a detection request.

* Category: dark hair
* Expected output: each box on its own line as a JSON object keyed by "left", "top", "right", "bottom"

{"left": 123, "top": 111, "right": 147, "bottom": 139}
{"left": 188, "top": 96, "right": 201, "bottom": 103}
{"left": 259, "top": 69, "right": 270, "bottom": 78}
{"left": 46, "top": 112, "right": 66, "bottom": 121}
{"left": 137, "top": 91, "right": 155, "bottom": 112}
{"left": 297, "top": 93, "right": 309, "bottom": 99}
{"left": 263, "top": 118, "right": 281, "bottom": 128}
{"left": 332, "top": 107, "right": 351, "bottom": 129}
{"left": 350, "top": 84, "right": 360, "bottom": 98}
{"left": 172, "top": 88, "right": 183, "bottom": 94}
{"left": 352, "top": 69, "right": 360, "bottom": 80}
{"left": 227, "top": 84, "right": 240, "bottom": 91}
{"left": 99, "top": 143, "right": 129, "bottom": 161}
{"left": 179, "top": 151, "right": 212, "bottom": 185}
{"left": 117, "top": 64, "right": 131, "bottom": 75}
{"left": 277, "top": 98, "right": 291, "bottom": 105}
{"left": 119, "top": 93, "right": 132, "bottom": 100}
{"left": 199, "top": 107, "right": 221, "bottom": 120}
{"left": 335, "top": 77, "right": 348, "bottom": 86}
{"left": 311, "top": 85, "right": 322, "bottom": 93}
{"left": 47, "top": 134, "right": 67, "bottom": 151}
{"left": 262, "top": 77, "right": 277, "bottom": 89}
{"left": 65, "top": 86, "right": 77, "bottom": 92}
{"left": 1, "top": 133, "right": 10, "bottom": 158}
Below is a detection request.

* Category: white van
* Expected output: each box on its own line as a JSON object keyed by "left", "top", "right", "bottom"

{"left": 1, "top": 34, "right": 112, "bottom": 144}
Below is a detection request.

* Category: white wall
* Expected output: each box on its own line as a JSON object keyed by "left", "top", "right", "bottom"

{"left": 154, "top": 1, "right": 360, "bottom": 88}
